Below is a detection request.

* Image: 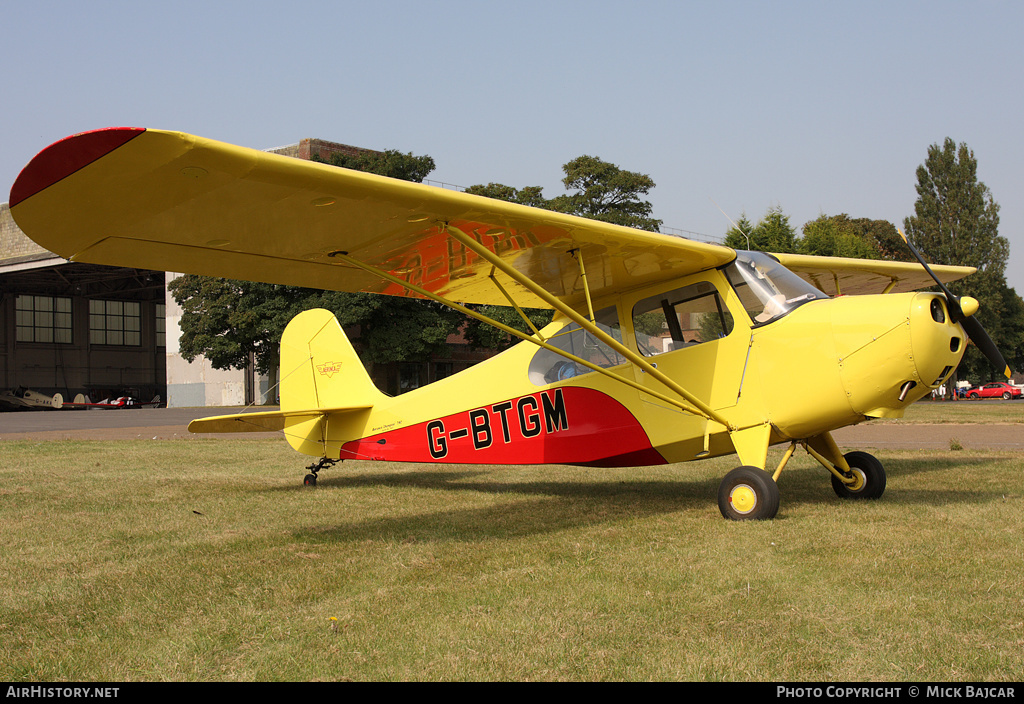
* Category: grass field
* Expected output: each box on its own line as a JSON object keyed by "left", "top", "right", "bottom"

{"left": 2, "top": 406, "right": 1023, "bottom": 681}
{"left": 885, "top": 398, "right": 1024, "bottom": 425}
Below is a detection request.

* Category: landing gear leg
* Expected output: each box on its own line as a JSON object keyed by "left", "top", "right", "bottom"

{"left": 830, "top": 451, "right": 886, "bottom": 500}
{"left": 303, "top": 457, "right": 338, "bottom": 487}
{"left": 805, "top": 433, "right": 886, "bottom": 500}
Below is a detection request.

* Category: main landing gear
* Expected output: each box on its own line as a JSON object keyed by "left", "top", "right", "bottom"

{"left": 717, "top": 435, "right": 887, "bottom": 521}
{"left": 718, "top": 466, "right": 780, "bottom": 520}
{"left": 303, "top": 457, "right": 338, "bottom": 487}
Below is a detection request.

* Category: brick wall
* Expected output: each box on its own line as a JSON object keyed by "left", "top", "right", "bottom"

{"left": 0, "top": 203, "right": 55, "bottom": 264}
{"left": 270, "top": 138, "right": 379, "bottom": 162}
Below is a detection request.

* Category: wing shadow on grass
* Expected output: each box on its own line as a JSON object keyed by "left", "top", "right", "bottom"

{"left": 287, "top": 467, "right": 722, "bottom": 543}
{"left": 280, "top": 452, "right": 1022, "bottom": 543}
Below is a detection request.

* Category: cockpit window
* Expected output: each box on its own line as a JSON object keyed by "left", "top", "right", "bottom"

{"left": 724, "top": 251, "right": 828, "bottom": 325}
{"left": 632, "top": 280, "right": 734, "bottom": 357}
{"left": 528, "top": 306, "right": 626, "bottom": 386}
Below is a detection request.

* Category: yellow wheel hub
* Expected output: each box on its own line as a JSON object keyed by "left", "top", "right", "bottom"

{"left": 845, "top": 468, "right": 866, "bottom": 492}
{"left": 729, "top": 484, "right": 758, "bottom": 514}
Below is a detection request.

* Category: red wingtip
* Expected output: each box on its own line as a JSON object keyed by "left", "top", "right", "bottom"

{"left": 9, "top": 127, "right": 146, "bottom": 207}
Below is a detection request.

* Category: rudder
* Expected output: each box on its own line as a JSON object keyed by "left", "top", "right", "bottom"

{"left": 280, "top": 308, "right": 384, "bottom": 455}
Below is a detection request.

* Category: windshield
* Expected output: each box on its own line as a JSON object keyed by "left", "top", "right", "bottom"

{"left": 724, "top": 251, "right": 828, "bottom": 325}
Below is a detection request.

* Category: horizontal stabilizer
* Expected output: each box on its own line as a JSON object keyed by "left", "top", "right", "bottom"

{"left": 188, "top": 406, "right": 372, "bottom": 434}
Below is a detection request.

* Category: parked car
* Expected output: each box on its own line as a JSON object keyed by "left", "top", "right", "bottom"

{"left": 965, "top": 382, "right": 1022, "bottom": 400}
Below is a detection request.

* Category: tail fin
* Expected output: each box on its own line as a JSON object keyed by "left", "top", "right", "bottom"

{"left": 188, "top": 309, "right": 382, "bottom": 457}
{"left": 280, "top": 308, "right": 384, "bottom": 413}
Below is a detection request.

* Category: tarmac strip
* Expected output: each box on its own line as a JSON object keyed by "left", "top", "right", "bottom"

{"left": 2, "top": 407, "right": 1023, "bottom": 450}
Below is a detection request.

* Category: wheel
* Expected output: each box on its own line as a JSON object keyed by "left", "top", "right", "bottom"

{"left": 1003, "top": 392, "right": 1011, "bottom": 400}
{"left": 303, "top": 473, "right": 317, "bottom": 487}
{"left": 969, "top": 392, "right": 979, "bottom": 399}
{"left": 831, "top": 451, "right": 885, "bottom": 500}
{"left": 718, "top": 466, "right": 780, "bottom": 520}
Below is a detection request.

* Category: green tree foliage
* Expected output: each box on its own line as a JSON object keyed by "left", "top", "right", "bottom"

{"left": 464, "top": 183, "right": 547, "bottom": 208}
{"left": 904, "top": 138, "right": 1007, "bottom": 275}
{"left": 798, "top": 214, "right": 908, "bottom": 260}
{"left": 723, "top": 207, "right": 797, "bottom": 253}
{"left": 167, "top": 277, "right": 302, "bottom": 377}
{"left": 903, "top": 138, "right": 1023, "bottom": 381}
{"left": 312, "top": 149, "right": 436, "bottom": 183}
{"left": 547, "top": 155, "right": 662, "bottom": 232}
{"left": 466, "top": 156, "right": 662, "bottom": 231}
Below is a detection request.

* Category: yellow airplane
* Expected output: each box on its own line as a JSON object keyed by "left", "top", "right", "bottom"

{"left": 9, "top": 128, "right": 1011, "bottom": 520}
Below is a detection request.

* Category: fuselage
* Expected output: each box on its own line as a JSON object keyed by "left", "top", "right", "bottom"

{"left": 309, "top": 252, "right": 968, "bottom": 468}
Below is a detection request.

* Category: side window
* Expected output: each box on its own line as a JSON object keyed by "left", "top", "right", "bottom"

{"left": 528, "top": 306, "right": 625, "bottom": 386}
{"left": 632, "top": 281, "right": 734, "bottom": 357}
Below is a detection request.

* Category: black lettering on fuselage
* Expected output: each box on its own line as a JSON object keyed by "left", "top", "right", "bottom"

{"left": 492, "top": 401, "right": 513, "bottom": 443}
{"left": 469, "top": 409, "right": 492, "bottom": 449}
{"left": 517, "top": 396, "right": 541, "bottom": 438}
{"left": 542, "top": 389, "right": 568, "bottom": 433}
{"left": 426, "top": 390, "right": 570, "bottom": 457}
{"left": 427, "top": 420, "right": 447, "bottom": 459}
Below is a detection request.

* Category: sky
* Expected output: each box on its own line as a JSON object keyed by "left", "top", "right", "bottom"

{"left": 3, "top": 0, "right": 1022, "bottom": 289}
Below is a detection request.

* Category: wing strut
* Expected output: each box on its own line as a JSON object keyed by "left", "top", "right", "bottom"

{"left": 487, "top": 266, "right": 546, "bottom": 341}
{"left": 442, "top": 224, "right": 733, "bottom": 429}
{"left": 326, "top": 246, "right": 731, "bottom": 429}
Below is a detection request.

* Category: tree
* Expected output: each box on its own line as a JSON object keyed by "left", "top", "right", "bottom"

{"left": 168, "top": 277, "right": 313, "bottom": 397}
{"left": 312, "top": 149, "right": 435, "bottom": 183}
{"left": 548, "top": 155, "right": 662, "bottom": 232}
{"left": 903, "top": 138, "right": 1022, "bottom": 381}
{"left": 798, "top": 214, "right": 906, "bottom": 260}
{"left": 723, "top": 206, "right": 797, "bottom": 253}
{"left": 464, "top": 183, "right": 547, "bottom": 208}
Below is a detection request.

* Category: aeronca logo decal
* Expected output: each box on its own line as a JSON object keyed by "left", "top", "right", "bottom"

{"left": 426, "top": 388, "right": 568, "bottom": 460}
{"left": 316, "top": 361, "right": 343, "bottom": 378}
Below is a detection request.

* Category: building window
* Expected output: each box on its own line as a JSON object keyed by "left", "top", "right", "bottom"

{"left": 90, "top": 300, "right": 141, "bottom": 346}
{"left": 155, "top": 303, "right": 166, "bottom": 348}
{"left": 399, "top": 362, "right": 423, "bottom": 393}
{"left": 16, "top": 295, "right": 72, "bottom": 344}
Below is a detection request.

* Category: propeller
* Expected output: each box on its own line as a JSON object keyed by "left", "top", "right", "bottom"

{"left": 898, "top": 229, "right": 1011, "bottom": 379}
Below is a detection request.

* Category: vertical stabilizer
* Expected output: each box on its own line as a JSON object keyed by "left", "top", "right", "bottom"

{"left": 280, "top": 309, "right": 383, "bottom": 455}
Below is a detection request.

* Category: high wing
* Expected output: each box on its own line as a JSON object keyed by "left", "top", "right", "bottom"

{"left": 9, "top": 128, "right": 735, "bottom": 312}
{"left": 772, "top": 252, "right": 975, "bottom": 296}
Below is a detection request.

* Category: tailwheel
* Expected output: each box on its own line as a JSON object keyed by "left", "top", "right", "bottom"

{"left": 831, "top": 451, "right": 886, "bottom": 500}
{"left": 718, "top": 466, "right": 780, "bottom": 521}
{"left": 303, "top": 457, "right": 338, "bottom": 488}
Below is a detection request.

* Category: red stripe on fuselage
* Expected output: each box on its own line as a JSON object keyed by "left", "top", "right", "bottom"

{"left": 340, "top": 386, "right": 667, "bottom": 467}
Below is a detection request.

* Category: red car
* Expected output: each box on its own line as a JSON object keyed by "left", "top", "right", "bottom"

{"left": 966, "top": 382, "right": 1022, "bottom": 400}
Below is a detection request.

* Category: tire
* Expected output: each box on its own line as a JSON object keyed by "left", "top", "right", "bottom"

{"left": 303, "top": 473, "right": 317, "bottom": 487}
{"left": 969, "top": 392, "right": 979, "bottom": 399}
{"left": 718, "top": 466, "right": 780, "bottom": 520}
{"left": 832, "top": 451, "right": 885, "bottom": 500}
{"left": 1003, "top": 392, "right": 1011, "bottom": 400}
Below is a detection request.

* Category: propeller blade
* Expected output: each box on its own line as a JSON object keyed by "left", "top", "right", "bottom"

{"left": 898, "top": 229, "right": 1011, "bottom": 379}
{"left": 960, "top": 315, "right": 1012, "bottom": 379}
{"left": 897, "top": 229, "right": 965, "bottom": 318}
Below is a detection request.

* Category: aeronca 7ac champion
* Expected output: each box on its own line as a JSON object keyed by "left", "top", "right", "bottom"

{"left": 8, "top": 128, "right": 1013, "bottom": 520}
